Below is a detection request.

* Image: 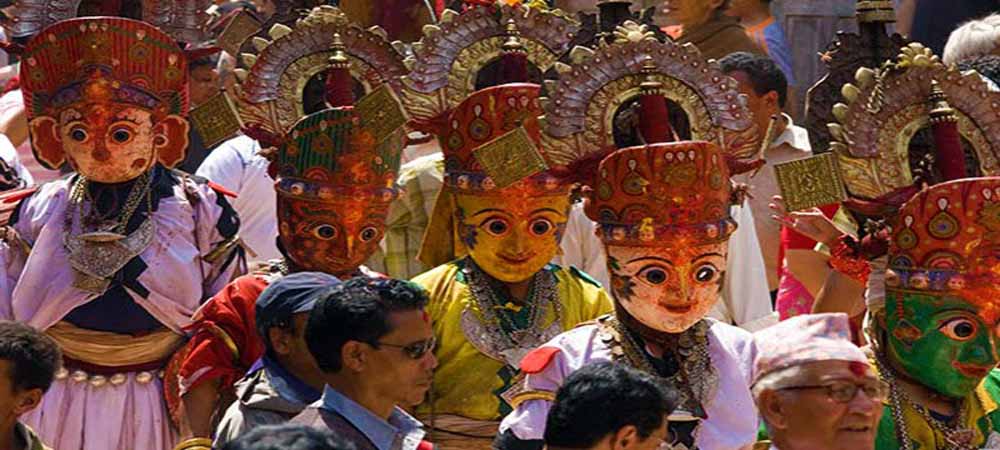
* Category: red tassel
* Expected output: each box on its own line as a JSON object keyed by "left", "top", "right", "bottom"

{"left": 498, "top": 18, "right": 529, "bottom": 84}
{"left": 638, "top": 94, "right": 671, "bottom": 144}
{"left": 548, "top": 148, "right": 613, "bottom": 186}
{"left": 928, "top": 81, "right": 966, "bottom": 181}
{"left": 932, "top": 119, "right": 965, "bottom": 181}
{"left": 99, "top": 0, "right": 123, "bottom": 15}
{"left": 499, "top": 52, "right": 528, "bottom": 85}
{"left": 636, "top": 56, "right": 672, "bottom": 144}
{"left": 324, "top": 67, "right": 354, "bottom": 108}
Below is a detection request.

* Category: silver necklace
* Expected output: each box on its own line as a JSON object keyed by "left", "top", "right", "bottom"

{"left": 460, "top": 259, "right": 563, "bottom": 368}
{"left": 874, "top": 350, "right": 978, "bottom": 450}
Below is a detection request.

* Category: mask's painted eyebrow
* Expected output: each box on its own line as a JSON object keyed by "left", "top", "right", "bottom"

{"left": 626, "top": 256, "right": 674, "bottom": 265}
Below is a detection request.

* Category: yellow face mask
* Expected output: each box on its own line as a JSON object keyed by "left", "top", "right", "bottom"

{"left": 454, "top": 191, "right": 571, "bottom": 283}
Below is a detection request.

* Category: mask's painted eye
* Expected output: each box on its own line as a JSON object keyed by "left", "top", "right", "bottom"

{"left": 110, "top": 127, "right": 132, "bottom": 144}
{"left": 359, "top": 226, "right": 379, "bottom": 242}
{"left": 638, "top": 265, "right": 669, "bottom": 285}
{"left": 529, "top": 218, "right": 554, "bottom": 236}
{"left": 70, "top": 126, "right": 88, "bottom": 142}
{"left": 312, "top": 224, "right": 337, "bottom": 240}
{"left": 693, "top": 263, "right": 719, "bottom": 283}
{"left": 483, "top": 218, "right": 510, "bottom": 237}
{"left": 940, "top": 317, "right": 978, "bottom": 341}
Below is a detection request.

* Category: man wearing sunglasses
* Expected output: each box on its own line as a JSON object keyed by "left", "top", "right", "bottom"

{"left": 751, "top": 313, "right": 883, "bottom": 450}
{"left": 294, "top": 277, "right": 438, "bottom": 450}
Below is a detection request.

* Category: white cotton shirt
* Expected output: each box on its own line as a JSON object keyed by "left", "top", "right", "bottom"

{"left": 555, "top": 201, "right": 776, "bottom": 331}
{"left": 196, "top": 135, "right": 280, "bottom": 263}
{"left": 498, "top": 319, "right": 760, "bottom": 450}
{"left": 0, "top": 134, "right": 32, "bottom": 186}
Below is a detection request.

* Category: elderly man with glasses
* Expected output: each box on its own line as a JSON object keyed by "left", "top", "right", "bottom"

{"left": 751, "top": 313, "right": 884, "bottom": 450}
{"left": 293, "top": 277, "right": 438, "bottom": 450}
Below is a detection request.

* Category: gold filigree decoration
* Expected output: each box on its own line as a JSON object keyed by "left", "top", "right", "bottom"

{"left": 278, "top": 52, "right": 376, "bottom": 129}
{"left": 611, "top": 21, "right": 657, "bottom": 45}
{"left": 587, "top": 74, "right": 715, "bottom": 150}
{"left": 446, "top": 37, "right": 559, "bottom": 109}
{"left": 896, "top": 43, "right": 940, "bottom": 69}
{"left": 775, "top": 153, "right": 848, "bottom": 212}
{"left": 830, "top": 42, "right": 1000, "bottom": 199}
{"left": 236, "top": 5, "right": 406, "bottom": 137}
{"left": 474, "top": 127, "right": 550, "bottom": 188}
{"left": 296, "top": 4, "right": 351, "bottom": 28}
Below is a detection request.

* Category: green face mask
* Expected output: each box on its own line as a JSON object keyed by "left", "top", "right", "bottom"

{"left": 886, "top": 291, "right": 999, "bottom": 399}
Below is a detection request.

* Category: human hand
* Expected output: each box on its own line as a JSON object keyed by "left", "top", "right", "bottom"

{"left": 769, "top": 195, "right": 843, "bottom": 246}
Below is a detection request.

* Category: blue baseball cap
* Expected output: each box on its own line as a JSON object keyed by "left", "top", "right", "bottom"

{"left": 255, "top": 271, "right": 341, "bottom": 340}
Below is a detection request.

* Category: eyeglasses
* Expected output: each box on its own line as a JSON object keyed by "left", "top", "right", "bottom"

{"left": 780, "top": 380, "right": 889, "bottom": 403}
{"left": 375, "top": 335, "right": 437, "bottom": 360}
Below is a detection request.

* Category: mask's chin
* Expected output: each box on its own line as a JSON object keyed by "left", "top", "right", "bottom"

{"left": 472, "top": 257, "right": 544, "bottom": 284}
{"left": 890, "top": 343, "right": 980, "bottom": 399}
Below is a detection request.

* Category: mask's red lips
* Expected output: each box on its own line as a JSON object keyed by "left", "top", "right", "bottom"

{"left": 499, "top": 253, "right": 536, "bottom": 264}
{"left": 953, "top": 361, "right": 994, "bottom": 379}
{"left": 661, "top": 304, "right": 693, "bottom": 314}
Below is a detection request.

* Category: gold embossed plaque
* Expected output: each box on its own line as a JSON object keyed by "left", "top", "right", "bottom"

{"left": 218, "top": 11, "right": 262, "bottom": 56}
{"left": 774, "top": 153, "right": 848, "bottom": 211}
{"left": 474, "top": 127, "right": 549, "bottom": 189}
{"left": 189, "top": 92, "right": 243, "bottom": 148}
{"left": 356, "top": 84, "right": 408, "bottom": 144}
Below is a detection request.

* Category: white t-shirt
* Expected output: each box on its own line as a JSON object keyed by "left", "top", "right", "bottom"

{"left": 196, "top": 135, "right": 280, "bottom": 263}
{"left": 0, "top": 134, "right": 32, "bottom": 187}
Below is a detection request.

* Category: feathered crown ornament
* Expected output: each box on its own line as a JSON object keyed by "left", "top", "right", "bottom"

{"left": 830, "top": 43, "right": 1000, "bottom": 216}
{"left": 400, "top": 1, "right": 580, "bottom": 133}
{"left": 541, "top": 22, "right": 759, "bottom": 171}
{"left": 235, "top": 5, "right": 408, "bottom": 148}
{"left": 537, "top": 21, "right": 757, "bottom": 246}
{"left": 1, "top": 0, "right": 213, "bottom": 43}
{"left": 235, "top": 4, "right": 409, "bottom": 196}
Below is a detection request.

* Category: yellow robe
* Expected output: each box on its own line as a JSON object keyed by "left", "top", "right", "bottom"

{"left": 412, "top": 259, "right": 612, "bottom": 421}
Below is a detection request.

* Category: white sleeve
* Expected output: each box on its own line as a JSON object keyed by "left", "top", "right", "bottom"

{"left": 718, "top": 201, "right": 777, "bottom": 331}
{"left": 195, "top": 135, "right": 257, "bottom": 194}
{"left": 0, "top": 135, "right": 32, "bottom": 186}
{"left": 556, "top": 203, "right": 610, "bottom": 289}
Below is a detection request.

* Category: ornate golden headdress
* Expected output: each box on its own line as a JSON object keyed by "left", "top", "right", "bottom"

{"left": 540, "top": 21, "right": 759, "bottom": 166}
{"left": 538, "top": 21, "right": 756, "bottom": 245}
{"left": 235, "top": 5, "right": 408, "bottom": 147}
{"left": 830, "top": 43, "right": 1000, "bottom": 204}
{"left": 400, "top": 2, "right": 581, "bottom": 131}
{"left": 1, "top": 0, "right": 213, "bottom": 43}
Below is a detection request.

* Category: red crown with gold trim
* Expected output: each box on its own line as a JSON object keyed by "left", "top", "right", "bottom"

{"left": 21, "top": 17, "right": 189, "bottom": 121}
{"left": 885, "top": 178, "right": 1000, "bottom": 304}
{"left": 585, "top": 141, "right": 737, "bottom": 246}
{"left": 441, "top": 83, "right": 570, "bottom": 195}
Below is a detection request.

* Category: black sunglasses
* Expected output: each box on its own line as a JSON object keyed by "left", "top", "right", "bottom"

{"left": 375, "top": 335, "right": 437, "bottom": 359}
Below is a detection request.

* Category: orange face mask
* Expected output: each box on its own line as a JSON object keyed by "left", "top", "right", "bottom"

{"left": 454, "top": 191, "right": 570, "bottom": 283}
{"left": 277, "top": 194, "right": 389, "bottom": 277}
{"left": 606, "top": 240, "right": 728, "bottom": 333}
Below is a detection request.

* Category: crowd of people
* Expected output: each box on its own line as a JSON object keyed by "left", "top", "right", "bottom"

{"left": 0, "top": 0, "right": 995, "bottom": 449}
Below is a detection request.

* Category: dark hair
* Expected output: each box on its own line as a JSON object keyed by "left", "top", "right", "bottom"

{"left": 305, "top": 277, "right": 429, "bottom": 373}
{"left": 217, "top": 0, "right": 258, "bottom": 16}
{"left": 544, "top": 362, "right": 678, "bottom": 447}
{"left": 222, "top": 424, "right": 356, "bottom": 450}
{"left": 189, "top": 53, "right": 221, "bottom": 71}
{"left": 718, "top": 51, "right": 788, "bottom": 107}
{"left": 0, "top": 321, "right": 61, "bottom": 393}
{"left": 957, "top": 55, "right": 1000, "bottom": 85}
